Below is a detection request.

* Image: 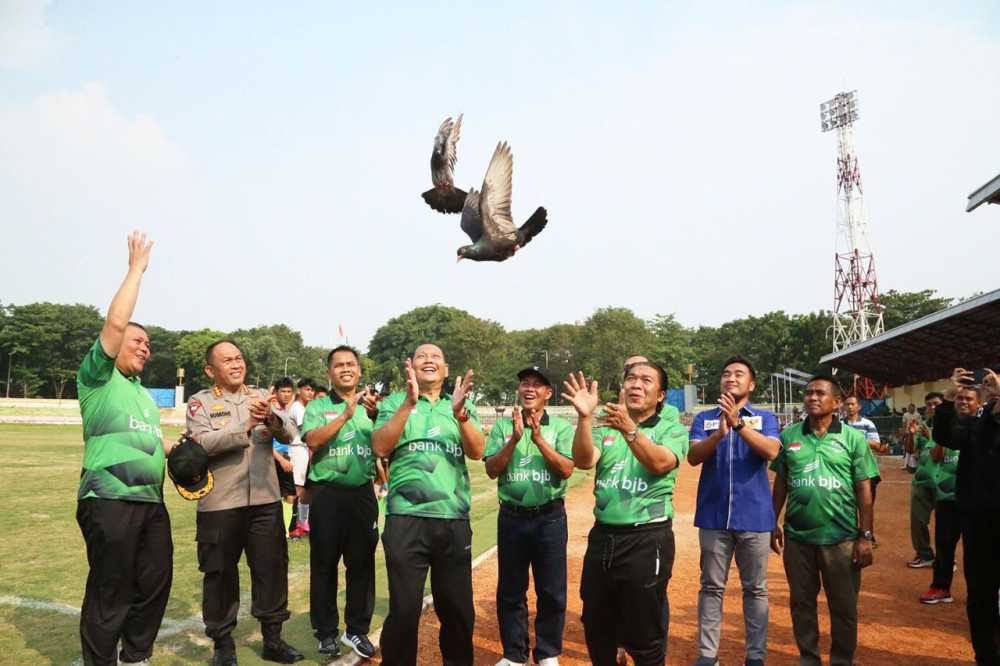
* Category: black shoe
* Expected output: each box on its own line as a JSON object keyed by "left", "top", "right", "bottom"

{"left": 341, "top": 632, "right": 377, "bottom": 658}
{"left": 317, "top": 636, "right": 342, "bottom": 657}
{"left": 261, "top": 638, "right": 304, "bottom": 663}
{"left": 211, "top": 649, "right": 238, "bottom": 666}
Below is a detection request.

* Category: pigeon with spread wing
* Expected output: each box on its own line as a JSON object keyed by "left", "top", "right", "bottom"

{"left": 421, "top": 114, "right": 468, "bottom": 214}
{"left": 456, "top": 141, "right": 547, "bottom": 262}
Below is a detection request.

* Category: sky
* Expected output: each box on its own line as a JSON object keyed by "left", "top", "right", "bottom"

{"left": 2, "top": 1, "right": 999, "bottom": 352}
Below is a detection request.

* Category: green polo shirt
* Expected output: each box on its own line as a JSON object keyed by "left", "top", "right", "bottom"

{"left": 935, "top": 446, "right": 959, "bottom": 503}
{"left": 301, "top": 392, "right": 375, "bottom": 487}
{"left": 591, "top": 414, "right": 689, "bottom": 526}
{"left": 77, "top": 338, "right": 165, "bottom": 503}
{"left": 771, "top": 418, "right": 878, "bottom": 545}
{"left": 912, "top": 433, "right": 939, "bottom": 489}
{"left": 659, "top": 403, "right": 680, "bottom": 423}
{"left": 484, "top": 411, "right": 574, "bottom": 507}
{"left": 375, "top": 390, "right": 481, "bottom": 519}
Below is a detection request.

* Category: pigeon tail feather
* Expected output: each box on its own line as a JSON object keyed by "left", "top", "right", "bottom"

{"left": 516, "top": 207, "right": 548, "bottom": 246}
{"left": 422, "top": 187, "right": 468, "bottom": 214}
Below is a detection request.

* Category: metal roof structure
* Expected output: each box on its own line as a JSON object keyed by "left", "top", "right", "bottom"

{"left": 967, "top": 173, "right": 1000, "bottom": 212}
{"left": 820, "top": 288, "right": 1000, "bottom": 385}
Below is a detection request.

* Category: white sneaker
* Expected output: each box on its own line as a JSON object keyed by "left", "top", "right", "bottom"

{"left": 537, "top": 659, "right": 560, "bottom": 666}
{"left": 118, "top": 659, "right": 150, "bottom": 666}
{"left": 495, "top": 660, "right": 526, "bottom": 666}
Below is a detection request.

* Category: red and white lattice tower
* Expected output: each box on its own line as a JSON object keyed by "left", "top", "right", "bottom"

{"left": 820, "top": 90, "right": 884, "bottom": 358}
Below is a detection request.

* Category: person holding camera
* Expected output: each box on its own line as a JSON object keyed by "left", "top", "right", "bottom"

{"left": 186, "top": 340, "right": 303, "bottom": 665}
{"left": 932, "top": 367, "right": 1000, "bottom": 665}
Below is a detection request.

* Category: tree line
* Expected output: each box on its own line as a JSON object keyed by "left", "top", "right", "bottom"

{"left": 0, "top": 289, "right": 956, "bottom": 403}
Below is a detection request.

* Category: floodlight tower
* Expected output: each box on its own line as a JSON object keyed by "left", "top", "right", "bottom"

{"left": 820, "top": 91, "right": 884, "bottom": 358}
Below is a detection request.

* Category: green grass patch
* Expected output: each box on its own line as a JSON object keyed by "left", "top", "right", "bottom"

{"left": 0, "top": 424, "right": 589, "bottom": 664}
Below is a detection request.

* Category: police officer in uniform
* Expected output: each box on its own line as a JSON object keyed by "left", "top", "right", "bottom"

{"left": 186, "top": 339, "right": 304, "bottom": 665}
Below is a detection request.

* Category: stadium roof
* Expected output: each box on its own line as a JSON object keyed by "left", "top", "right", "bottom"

{"left": 820, "top": 288, "right": 1000, "bottom": 385}
{"left": 967, "top": 173, "right": 1000, "bottom": 212}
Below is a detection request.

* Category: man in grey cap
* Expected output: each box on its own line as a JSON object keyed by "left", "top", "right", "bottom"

{"left": 485, "top": 366, "right": 575, "bottom": 666}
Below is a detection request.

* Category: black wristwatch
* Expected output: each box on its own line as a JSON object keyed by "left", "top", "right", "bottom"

{"left": 733, "top": 418, "right": 746, "bottom": 432}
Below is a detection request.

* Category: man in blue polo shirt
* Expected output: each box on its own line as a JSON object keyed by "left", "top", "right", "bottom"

{"left": 687, "top": 356, "right": 780, "bottom": 666}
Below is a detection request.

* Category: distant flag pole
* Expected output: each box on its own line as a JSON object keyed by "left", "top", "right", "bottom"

{"left": 338, "top": 323, "right": 347, "bottom": 345}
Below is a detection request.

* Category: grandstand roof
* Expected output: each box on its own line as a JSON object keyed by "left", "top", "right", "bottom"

{"left": 967, "top": 173, "right": 1000, "bottom": 212}
{"left": 820, "top": 288, "right": 1000, "bottom": 385}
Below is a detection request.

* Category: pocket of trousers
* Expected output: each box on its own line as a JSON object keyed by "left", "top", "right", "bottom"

{"left": 195, "top": 526, "right": 223, "bottom": 574}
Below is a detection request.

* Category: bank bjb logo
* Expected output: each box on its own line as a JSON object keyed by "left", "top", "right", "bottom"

{"left": 518, "top": 455, "right": 533, "bottom": 467}
{"left": 427, "top": 425, "right": 441, "bottom": 438}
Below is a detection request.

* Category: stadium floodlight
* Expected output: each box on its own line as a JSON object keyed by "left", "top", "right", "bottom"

{"left": 820, "top": 90, "right": 859, "bottom": 132}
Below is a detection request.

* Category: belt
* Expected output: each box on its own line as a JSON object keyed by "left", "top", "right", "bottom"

{"left": 500, "top": 498, "right": 564, "bottom": 516}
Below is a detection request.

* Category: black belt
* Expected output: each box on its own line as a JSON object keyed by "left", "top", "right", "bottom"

{"left": 500, "top": 498, "right": 564, "bottom": 516}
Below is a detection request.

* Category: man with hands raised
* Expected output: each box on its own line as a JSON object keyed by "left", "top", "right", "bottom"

{"left": 300, "top": 345, "right": 380, "bottom": 659}
{"left": 770, "top": 375, "right": 877, "bottom": 666}
{"left": 186, "top": 340, "right": 302, "bottom": 665}
{"left": 484, "top": 366, "right": 574, "bottom": 666}
{"left": 932, "top": 367, "right": 1000, "bottom": 664}
{"left": 563, "top": 361, "right": 689, "bottom": 666}
{"left": 372, "top": 343, "right": 485, "bottom": 666}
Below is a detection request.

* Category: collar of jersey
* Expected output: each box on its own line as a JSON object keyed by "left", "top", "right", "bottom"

{"left": 638, "top": 413, "right": 661, "bottom": 428}
{"left": 802, "top": 416, "right": 843, "bottom": 436}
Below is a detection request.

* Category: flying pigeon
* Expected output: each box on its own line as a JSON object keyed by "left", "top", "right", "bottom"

{"left": 456, "top": 141, "right": 547, "bottom": 262}
{"left": 421, "top": 114, "right": 467, "bottom": 214}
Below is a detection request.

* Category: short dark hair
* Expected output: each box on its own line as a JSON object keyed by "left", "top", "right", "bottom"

{"left": 274, "top": 376, "right": 295, "bottom": 391}
{"left": 807, "top": 374, "right": 843, "bottom": 398}
{"left": 326, "top": 345, "right": 360, "bottom": 366}
{"left": 410, "top": 342, "right": 445, "bottom": 360}
{"left": 722, "top": 355, "right": 756, "bottom": 380}
{"left": 957, "top": 385, "right": 982, "bottom": 399}
{"left": 925, "top": 392, "right": 945, "bottom": 402}
{"left": 297, "top": 378, "right": 316, "bottom": 390}
{"left": 126, "top": 321, "right": 148, "bottom": 334}
{"left": 626, "top": 360, "right": 669, "bottom": 393}
{"left": 205, "top": 338, "right": 244, "bottom": 365}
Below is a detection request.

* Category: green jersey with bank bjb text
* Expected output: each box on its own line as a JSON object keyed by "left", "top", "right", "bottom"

{"left": 591, "top": 415, "right": 689, "bottom": 526}
{"left": 912, "top": 433, "right": 939, "bottom": 489}
{"left": 376, "top": 391, "right": 481, "bottom": 519}
{"left": 935, "top": 446, "right": 959, "bottom": 502}
{"left": 77, "top": 338, "right": 165, "bottom": 503}
{"left": 301, "top": 393, "right": 375, "bottom": 487}
{"left": 771, "top": 419, "right": 878, "bottom": 545}
{"left": 484, "top": 411, "right": 574, "bottom": 507}
{"left": 659, "top": 402, "right": 680, "bottom": 423}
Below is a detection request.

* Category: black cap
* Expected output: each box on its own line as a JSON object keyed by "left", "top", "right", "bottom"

{"left": 517, "top": 366, "right": 552, "bottom": 387}
{"left": 167, "top": 435, "right": 214, "bottom": 501}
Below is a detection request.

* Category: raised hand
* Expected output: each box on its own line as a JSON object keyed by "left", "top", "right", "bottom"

{"left": 404, "top": 358, "right": 419, "bottom": 406}
{"left": 945, "top": 367, "right": 974, "bottom": 400}
{"left": 719, "top": 392, "right": 740, "bottom": 427}
{"left": 127, "top": 230, "right": 154, "bottom": 275}
{"left": 525, "top": 408, "right": 542, "bottom": 438}
{"left": 360, "top": 386, "right": 380, "bottom": 416}
{"left": 599, "top": 401, "right": 637, "bottom": 435}
{"left": 983, "top": 368, "right": 1000, "bottom": 400}
{"left": 562, "top": 371, "right": 600, "bottom": 418}
{"left": 452, "top": 368, "right": 475, "bottom": 417}
{"left": 511, "top": 406, "right": 524, "bottom": 444}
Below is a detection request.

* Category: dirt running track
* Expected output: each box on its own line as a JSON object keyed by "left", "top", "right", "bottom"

{"left": 391, "top": 460, "right": 976, "bottom": 664}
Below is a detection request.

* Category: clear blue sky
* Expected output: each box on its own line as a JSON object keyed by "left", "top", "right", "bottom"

{"left": 2, "top": 1, "right": 999, "bottom": 350}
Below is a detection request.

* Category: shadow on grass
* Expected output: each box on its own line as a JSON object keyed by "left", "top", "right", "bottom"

{"left": 11, "top": 604, "right": 80, "bottom": 664}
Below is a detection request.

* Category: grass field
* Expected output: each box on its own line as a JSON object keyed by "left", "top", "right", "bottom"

{"left": 0, "top": 424, "right": 587, "bottom": 665}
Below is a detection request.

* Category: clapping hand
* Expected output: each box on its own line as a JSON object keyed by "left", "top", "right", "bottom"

{"left": 511, "top": 406, "right": 525, "bottom": 444}
{"left": 359, "top": 386, "right": 380, "bottom": 416}
{"left": 600, "top": 401, "right": 637, "bottom": 435}
{"left": 452, "top": 369, "right": 475, "bottom": 418}
{"left": 562, "top": 372, "right": 600, "bottom": 418}
{"left": 403, "top": 358, "right": 420, "bottom": 406}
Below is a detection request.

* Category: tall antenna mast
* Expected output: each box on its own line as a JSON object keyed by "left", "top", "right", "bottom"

{"left": 820, "top": 90, "right": 884, "bottom": 356}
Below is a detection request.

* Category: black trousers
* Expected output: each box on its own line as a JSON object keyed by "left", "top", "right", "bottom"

{"left": 932, "top": 501, "right": 962, "bottom": 591}
{"left": 380, "top": 515, "right": 474, "bottom": 666}
{"left": 496, "top": 502, "right": 568, "bottom": 663}
{"left": 581, "top": 520, "right": 675, "bottom": 666}
{"left": 195, "top": 502, "right": 290, "bottom": 644}
{"left": 309, "top": 482, "right": 378, "bottom": 639}
{"left": 961, "top": 511, "right": 1000, "bottom": 666}
{"left": 76, "top": 499, "right": 173, "bottom": 666}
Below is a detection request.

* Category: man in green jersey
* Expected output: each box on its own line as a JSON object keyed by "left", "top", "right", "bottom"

{"left": 301, "top": 345, "right": 380, "bottom": 659}
{"left": 484, "top": 366, "right": 574, "bottom": 666}
{"left": 624, "top": 355, "right": 680, "bottom": 423}
{"left": 920, "top": 384, "right": 981, "bottom": 604}
{"left": 372, "top": 343, "right": 485, "bottom": 665}
{"left": 770, "top": 375, "right": 877, "bottom": 666}
{"left": 904, "top": 392, "right": 944, "bottom": 568}
{"left": 76, "top": 232, "right": 173, "bottom": 666}
{"left": 563, "top": 361, "right": 689, "bottom": 666}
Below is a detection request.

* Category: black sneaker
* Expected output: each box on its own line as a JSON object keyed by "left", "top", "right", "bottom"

{"left": 211, "top": 649, "right": 238, "bottom": 666}
{"left": 261, "top": 638, "right": 304, "bottom": 663}
{"left": 317, "top": 636, "right": 342, "bottom": 657}
{"left": 341, "top": 632, "right": 377, "bottom": 658}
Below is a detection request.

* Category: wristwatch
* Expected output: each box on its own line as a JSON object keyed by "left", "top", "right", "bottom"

{"left": 624, "top": 428, "right": 638, "bottom": 444}
{"left": 733, "top": 418, "right": 746, "bottom": 432}
{"left": 455, "top": 408, "right": 470, "bottom": 423}
{"left": 859, "top": 529, "right": 875, "bottom": 542}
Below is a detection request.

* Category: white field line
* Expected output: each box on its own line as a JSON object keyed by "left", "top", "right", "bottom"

{"left": 0, "top": 594, "right": 202, "bottom": 637}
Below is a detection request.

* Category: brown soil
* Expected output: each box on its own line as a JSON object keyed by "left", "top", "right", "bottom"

{"left": 390, "top": 461, "right": 976, "bottom": 664}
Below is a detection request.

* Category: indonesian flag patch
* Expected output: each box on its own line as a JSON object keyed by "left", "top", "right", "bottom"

{"left": 788, "top": 442, "right": 802, "bottom": 452}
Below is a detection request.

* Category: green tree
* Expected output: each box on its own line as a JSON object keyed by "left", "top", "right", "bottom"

{"left": 577, "top": 307, "right": 657, "bottom": 400}
{"left": 880, "top": 289, "right": 953, "bottom": 331}
{"left": 648, "top": 313, "right": 694, "bottom": 388}
{"left": 175, "top": 328, "right": 226, "bottom": 394}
